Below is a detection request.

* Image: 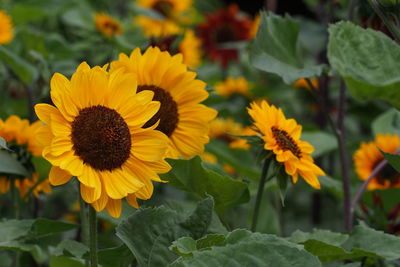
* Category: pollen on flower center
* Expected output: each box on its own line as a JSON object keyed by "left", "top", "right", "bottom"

{"left": 152, "top": 1, "right": 173, "bottom": 17}
{"left": 71, "top": 105, "right": 131, "bottom": 171}
{"left": 271, "top": 126, "right": 302, "bottom": 158}
{"left": 137, "top": 85, "right": 179, "bottom": 137}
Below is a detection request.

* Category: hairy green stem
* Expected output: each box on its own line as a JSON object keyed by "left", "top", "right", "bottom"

{"left": 10, "top": 179, "right": 20, "bottom": 267}
{"left": 89, "top": 206, "right": 98, "bottom": 267}
{"left": 251, "top": 158, "right": 271, "bottom": 232}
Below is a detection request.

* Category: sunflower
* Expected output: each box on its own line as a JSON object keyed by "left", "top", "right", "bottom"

{"left": 148, "top": 29, "right": 202, "bottom": 69}
{"left": 135, "top": 0, "right": 192, "bottom": 37}
{"left": 215, "top": 76, "right": 251, "bottom": 97}
{"left": 0, "top": 10, "right": 13, "bottom": 44}
{"left": 111, "top": 46, "right": 217, "bottom": 159}
{"left": 354, "top": 134, "right": 400, "bottom": 190}
{"left": 197, "top": 4, "right": 252, "bottom": 66}
{"left": 179, "top": 29, "right": 202, "bottom": 69}
{"left": 94, "top": 13, "right": 122, "bottom": 38}
{"left": 34, "top": 62, "right": 171, "bottom": 218}
{"left": 247, "top": 100, "right": 325, "bottom": 189}
{"left": 293, "top": 78, "right": 319, "bottom": 91}
{"left": 0, "top": 116, "right": 51, "bottom": 198}
{"left": 209, "top": 117, "right": 251, "bottom": 150}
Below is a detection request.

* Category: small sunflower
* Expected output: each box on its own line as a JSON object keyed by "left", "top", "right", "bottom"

{"left": 0, "top": 116, "right": 51, "bottom": 198}
{"left": 247, "top": 100, "right": 325, "bottom": 189}
{"left": 148, "top": 29, "right": 202, "bottom": 69}
{"left": 135, "top": 0, "right": 192, "bottom": 37}
{"left": 354, "top": 134, "right": 400, "bottom": 190}
{"left": 197, "top": 4, "right": 252, "bottom": 66}
{"left": 94, "top": 13, "right": 122, "bottom": 38}
{"left": 215, "top": 76, "right": 251, "bottom": 98}
{"left": 179, "top": 29, "right": 202, "bottom": 69}
{"left": 111, "top": 46, "right": 217, "bottom": 159}
{"left": 293, "top": 78, "right": 319, "bottom": 91}
{"left": 34, "top": 62, "right": 171, "bottom": 218}
{"left": 0, "top": 10, "right": 13, "bottom": 44}
{"left": 209, "top": 117, "right": 250, "bottom": 150}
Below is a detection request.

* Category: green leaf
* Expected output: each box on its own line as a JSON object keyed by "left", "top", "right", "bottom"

{"left": 116, "top": 197, "right": 214, "bottom": 267}
{"left": 327, "top": 21, "right": 400, "bottom": 108}
{"left": 379, "top": 149, "right": 400, "bottom": 173}
{"left": 344, "top": 224, "right": 400, "bottom": 261}
{"left": 196, "top": 234, "right": 226, "bottom": 250}
{"left": 31, "top": 218, "right": 78, "bottom": 237}
{"left": 170, "top": 234, "right": 227, "bottom": 257}
{"left": 301, "top": 131, "right": 337, "bottom": 158}
{"left": 0, "top": 137, "right": 12, "bottom": 151}
{"left": 171, "top": 229, "right": 321, "bottom": 267}
{"left": 165, "top": 156, "right": 249, "bottom": 213}
{"left": 372, "top": 108, "right": 400, "bottom": 136}
{"left": 97, "top": 245, "right": 135, "bottom": 267}
{"left": 53, "top": 240, "right": 89, "bottom": 259}
{"left": 0, "top": 46, "right": 38, "bottom": 84}
{"left": 289, "top": 229, "right": 348, "bottom": 246}
{"left": 250, "top": 11, "right": 324, "bottom": 84}
{"left": 11, "top": 5, "right": 48, "bottom": 24}
{"left": 49, "top": 256, "right": 85, "bottom": 267}
{"left": 319, "top": 176, "right": 343, "bottom": 198}
{"left": 32, "top": 156, "right": 51, "bottom": 180}
{"left": 0, "top": 150, "right": 30, "bottom": 177}
{"left": 275, "top": 163, "right": 289, "bottom": 205}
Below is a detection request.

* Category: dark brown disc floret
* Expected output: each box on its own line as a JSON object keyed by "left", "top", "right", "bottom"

{"left": 71, "top": 105, "right": 131, "bottom": 171}
{"left": 271, "top": 126, "right": 302, "bottom": 158}
{"left": 137, "top": 85, "right": 179, "bottom": 137}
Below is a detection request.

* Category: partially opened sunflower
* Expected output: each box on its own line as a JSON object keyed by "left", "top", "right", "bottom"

{"left": 247, "top": 100, "right": 325, "bottom": 189}
{"left": 34, "top": 63, "right": 171, "bottom": 217}
{"left": 111, "top": 46, "right": 217, "bottom": 159}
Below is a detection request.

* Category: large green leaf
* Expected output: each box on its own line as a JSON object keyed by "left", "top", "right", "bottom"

{"left": 31, "top": 218, "right": 78, "bottom": 238}
{"left": 344, "top": 224, "right": 400, "bottom": 261}
{"left": 250, "top": 12, "right": 324, "bottom": 84}
{"left": 0, "top": 137, "right": 12, "bottom": 151}
{"left": 301, "top": 131, "right": 337, "bottom": 158}
{"left": 328, "top": 21, "right": 400, "bottom": 108}
{"left": 116, "top": 197, "right": 214, "bottom": 267}
{"left": 0, "top": 46, "right": 38, "bottom": 84}
{"left": 97, "top": 245, "right": 135, "bottom": 267}
{"left": 171, "top": 229, "right": 321, "bottom": 267}
{"left": 0, "top": 150, "right": 30, "bottom": 177}
{"left": 372, "top": 108, "right": 400, "bottom": 136}
{"left": 165, "top": 156, "right": 249, "bottom": 213}
{"left": 53, "top": 240, "right": 89, "bottom": 259}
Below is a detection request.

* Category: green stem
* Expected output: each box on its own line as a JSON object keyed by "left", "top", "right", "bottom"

{"left": 10, "top": 179, "right": 20, "bottom": 267}
{"left": 89, "top": 206, "right": 98, "bottom": 267}
{"left": 78, "top": 186, "right": 90, "bottom": 267}
{"left": 251, "top": 158, "right": 271, "bottom": 232}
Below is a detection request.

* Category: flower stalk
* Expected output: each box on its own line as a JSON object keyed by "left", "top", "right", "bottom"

{"left": 88, "top": 205, "right": 98, "bottom": 267}
{"left": 251, "top": 157, "right": 271, "bottom": 232}
{"left": 78, "top": 185, "right": 90, "bottom": 267}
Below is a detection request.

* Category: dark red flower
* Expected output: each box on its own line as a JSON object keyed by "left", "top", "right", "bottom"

{"left": 196, "top": 4, "right": 252, "bottom": 67}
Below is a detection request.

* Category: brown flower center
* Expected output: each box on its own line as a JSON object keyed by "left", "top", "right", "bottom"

{"left": 271, "top": 126, "right": 302, "bottom": 158}
{"left": 71, "top": 105, "right": 131, "bottom": 171}
{"left": 375, "top": 162, "right": 400, "bottom": 186}
{"left": 103, "top": 21, "right": 119, "bottom": 34}
{"left": 215, "top": 26, "right": 236, "bottom": 43}
{"left": 152, "top": 0, "right": 173, "bottom": 17}
{"left": 137, "top": 85, "right": 179, "bottom": 137}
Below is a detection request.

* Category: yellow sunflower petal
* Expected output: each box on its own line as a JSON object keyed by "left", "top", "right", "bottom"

{"left": 105, "top": 198, "right": 122, "bottom": 218}
{"left": 49, "top": 166, "right": 72, "bottom": 186}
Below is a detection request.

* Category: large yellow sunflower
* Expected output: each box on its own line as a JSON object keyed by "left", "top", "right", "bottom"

{"left": 135, "top": 0, "right": 192, "bottom": 37}
{"left": 354, "top": 134, "right": 400, "bottom": 190}
{"left": 247, "top": 100, "right": 325, "bottom": 189}
{"left": 34, "top": 62, "right": 171, "bottom": 218}
{"left": 111, "top": 46, "right": 217, "bottom": 159}
{"left": 179, "top": 29, "right": 202, "bottom": 69}
{"left": 215, "top": 76, "right": 251, "bottom": 98}
{"left": 0, "top": 10, "right": 13, "bottom": 44}
{"left": 94, "top": 13, "right": 122, "bottom": 38}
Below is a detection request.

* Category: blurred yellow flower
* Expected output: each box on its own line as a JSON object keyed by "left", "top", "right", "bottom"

{"left": 94, "top": 13, "right": 122, "bottom": 38}
{"left": 111, "top": 46, "right": 217, "bottom": 159}
{"left": 354, "top": 134, "right": 400, "bottom": 190}
{"left": 34, "top": 62, "right": 171, "bottom": 218}
{"left": 215, "top": 76, "right": 251, "bottom": 97}
{"left": 135, "top": 0, "right": 192, "bottom": 37}
{"left": 209, "top": 117, "right": 252, "bottom": 150}
{"left": 179, "top": 29, "right": 202, "bottom": 69}
{"left": 250, "top": 14, "right": 261, "bottom": 38}
{"left": 0, "top": 10, "right": 13, "bottom": 44}
{"left": 248, "top": 100, "right": 325, "bottom": 189}
{"left": 293, "top": 78, "right": 319, "bottom": 91}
